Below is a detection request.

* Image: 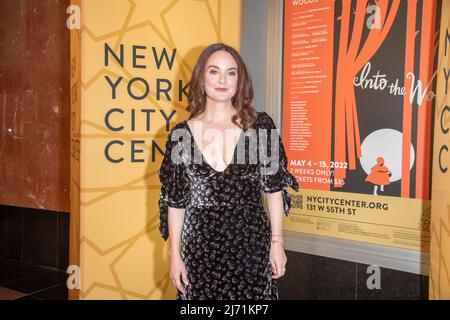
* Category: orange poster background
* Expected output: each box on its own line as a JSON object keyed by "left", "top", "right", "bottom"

{"left": 282, "top": 0, "right": 335, "bottom": 191}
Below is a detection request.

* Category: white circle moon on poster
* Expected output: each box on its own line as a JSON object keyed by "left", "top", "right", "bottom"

{"left": 359, "top": 129, "right": 415, "bottom": 183}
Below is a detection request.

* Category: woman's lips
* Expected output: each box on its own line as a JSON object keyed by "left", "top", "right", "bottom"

{"left": 215, "top": 88, "right": 228, "bottom": 92}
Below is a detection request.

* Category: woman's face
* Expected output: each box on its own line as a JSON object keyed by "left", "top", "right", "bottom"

{"left": 203, "top": 50, "right": 238, "bottom": 103}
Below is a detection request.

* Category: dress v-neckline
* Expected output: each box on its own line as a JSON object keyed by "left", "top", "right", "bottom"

{"left": 184, "top": 120, "right": 244, "bottom": 174}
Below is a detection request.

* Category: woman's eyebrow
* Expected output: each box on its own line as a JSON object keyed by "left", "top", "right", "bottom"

{"left": 207, "top": 65, "right": 238, "bottom": 71}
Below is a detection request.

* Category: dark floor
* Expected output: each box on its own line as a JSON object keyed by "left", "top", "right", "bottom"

{"left": 0, "top": 257, "right": 68, "bottom": 300}
{"left": 0, "top": 204, "right": 69, "bottom": 300}
{"left": 278, "top": 250, "right": 429, "bottom": 300}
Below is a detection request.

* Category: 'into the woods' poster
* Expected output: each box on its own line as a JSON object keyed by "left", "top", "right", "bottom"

{"left": 282, "top": 0, "right": 440, "bottom": 251}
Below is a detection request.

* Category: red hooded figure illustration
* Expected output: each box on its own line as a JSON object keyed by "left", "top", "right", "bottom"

{"left": 365, "top": 157, "right": 391, "bottom": 195}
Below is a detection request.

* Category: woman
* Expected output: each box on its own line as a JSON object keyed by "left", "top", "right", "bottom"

{"left": 158, "top": 43, "right": 299, "bottom": 300}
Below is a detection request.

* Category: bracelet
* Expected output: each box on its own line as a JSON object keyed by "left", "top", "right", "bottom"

{"left": 271, "top": 239, "right": 284, "bottom": 247}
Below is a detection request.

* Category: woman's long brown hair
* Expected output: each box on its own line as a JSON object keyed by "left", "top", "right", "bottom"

{"left": 186, "top": 43, "right": 259, "bottom": 130}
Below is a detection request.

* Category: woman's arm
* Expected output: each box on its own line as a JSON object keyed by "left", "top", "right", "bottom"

{"left": 168, "top": 207, "right": 189, "bottom": 295}
{"left": 265, "top": 191, "right": 287, "bottom": 279}
{"left": 168, "top": 207, "right": 185, "bottom": 255}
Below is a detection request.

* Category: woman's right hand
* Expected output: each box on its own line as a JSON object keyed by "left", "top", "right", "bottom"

{"left": 169, "top": 251, "right": 189, "bottom": 295}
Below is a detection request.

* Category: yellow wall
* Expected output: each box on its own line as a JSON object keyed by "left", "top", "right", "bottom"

{"left": 430, "top": 0, "right": 450, "bottom": 300}
{"left": 70, "top": 0, "right": 241, "bottom": 299}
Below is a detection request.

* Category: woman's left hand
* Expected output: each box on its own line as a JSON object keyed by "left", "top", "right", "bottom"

{"left": 270, "top": 241, "right": 287, "bottom": 279}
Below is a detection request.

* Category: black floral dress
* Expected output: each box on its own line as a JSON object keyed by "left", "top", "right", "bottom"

{"left": 158, "top": 111, "right": 299, "bottom": 300}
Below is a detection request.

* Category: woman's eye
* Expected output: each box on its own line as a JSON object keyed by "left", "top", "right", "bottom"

{"left": 208, "top": 69, "right": 236, "bottom": 76}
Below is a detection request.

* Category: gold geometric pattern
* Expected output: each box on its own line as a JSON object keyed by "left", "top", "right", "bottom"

{"left": 429, "top": 197, "right": 450, "bottom": 299}
{"left": 71, "top": 0, "right": 241, "bottom": 299}
{"left": 429, "top": 0, "right": 450, "bottom": 299}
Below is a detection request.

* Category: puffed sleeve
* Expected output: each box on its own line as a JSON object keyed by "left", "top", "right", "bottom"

{"left": 259, "top": 112, "right": 299, "bottom": 216}
{"left": 158, "top": 126, "right": 190, "bottom": 241}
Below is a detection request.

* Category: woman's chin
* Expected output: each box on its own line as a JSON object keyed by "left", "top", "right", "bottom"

{"left": 206, "top": 95, "right": 234, "bottom": 103}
